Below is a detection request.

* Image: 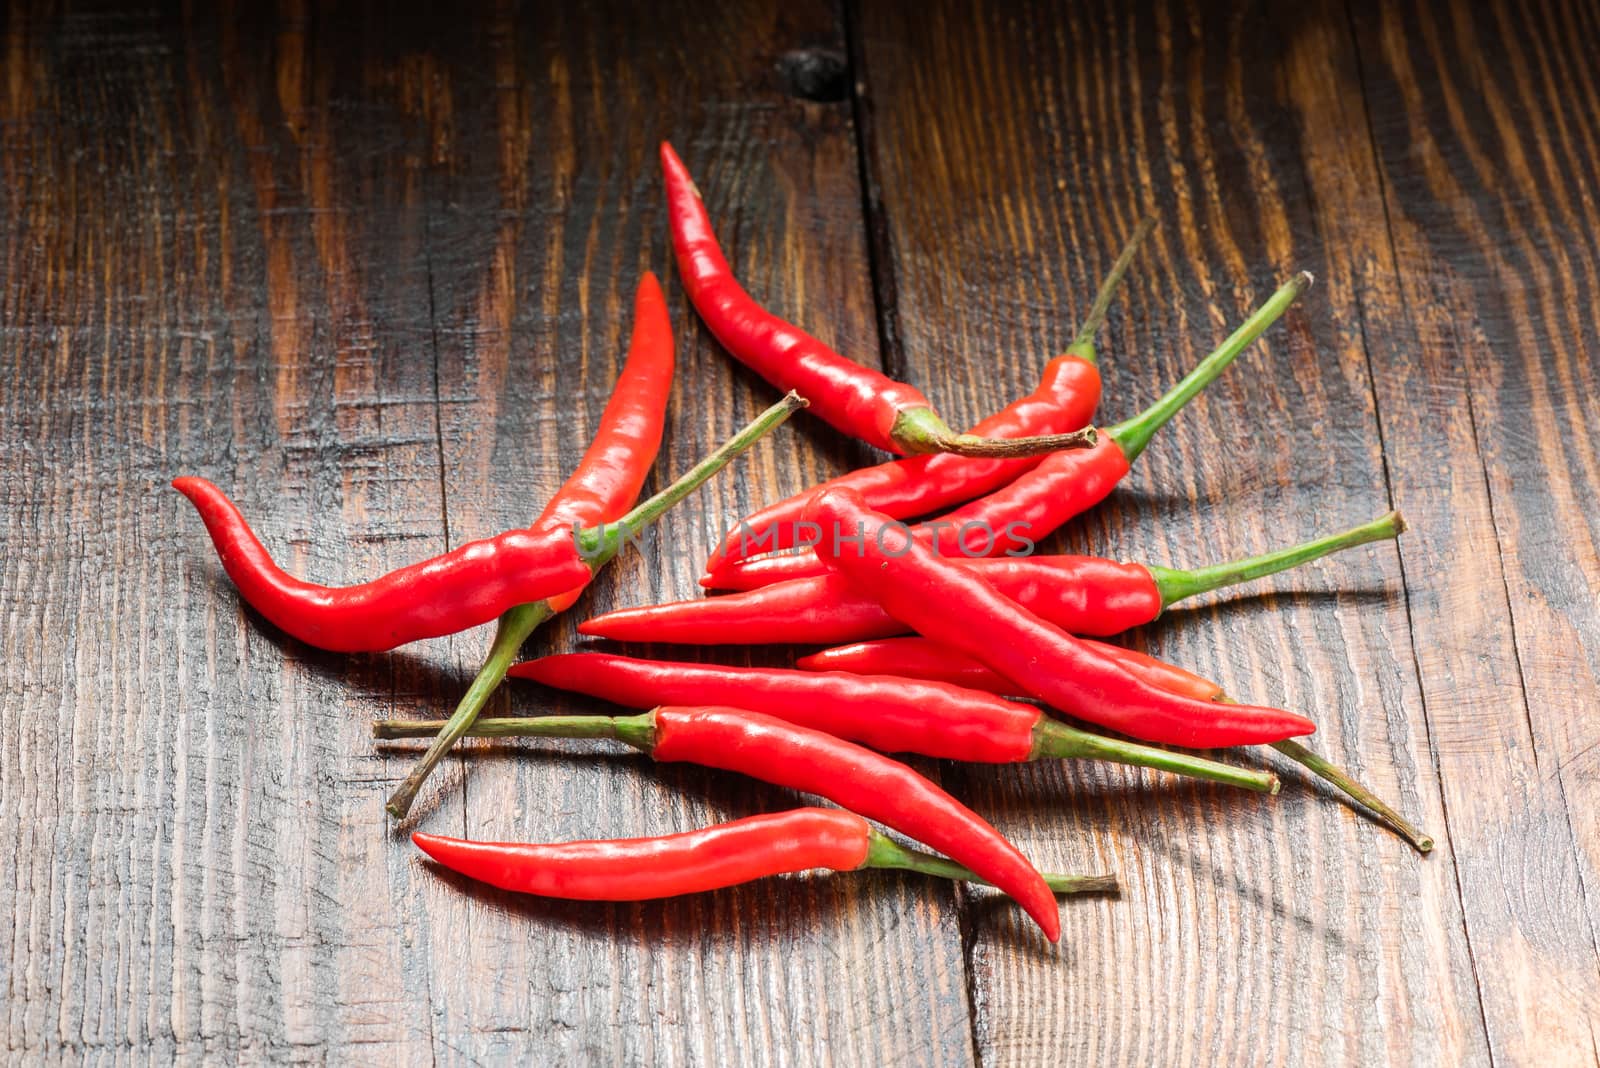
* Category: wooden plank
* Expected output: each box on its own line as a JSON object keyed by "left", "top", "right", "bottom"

{"left": 0, "top": 2, "right": 453, "bottom": 1060}
{"left": 369, "top": 4, "right": 977, "bottom": 1065}
{"left": 1346, "top": 0, "right": 1600, "bottom": 1059}
{"left": 853, "top": 0, "right": 1490, "bottom": 1062}
{"left": 0, "top": 0, "right": 980, "bottom": 1061}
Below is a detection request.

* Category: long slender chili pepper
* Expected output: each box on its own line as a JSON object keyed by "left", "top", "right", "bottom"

{"left": 706, "top": 271, "right": 1312, "bottom": 589}
{"left": 700, "top": 218, "right": 1152, "bottom": 577}
{"left": 803, "top": 487, "right": 1315, "bottom": 748}
{"left": 661, "top": 141, "right": 1096, "bottom": 460}
{"left": 411, "top": 809, "right": 1117, "bottom": 900}
{"left": 796, "top": 636, "right": 1221, "bottom": 700}
{"left": 387, "top": 705, "right": 1063, "bottom": 940}
{"left": 173, "top": 392, "right": 804, "bottom": 655}
{"left": 539, "top": 272, "right": 678, "bottom": 614}
{"left": 385, "top": 275, "right": 677, "bottom": 818}
{"left": 172, "top": 478, "right": 589, "bottom": 653}
{"left": 797, "top": 637, "right": 1434, "bottom": 853}
{"left": 496, "top": 652, "right": 1279, "bottom": 792}
{"left": 579, "top": 511, "right": 1406, "bottom": 646}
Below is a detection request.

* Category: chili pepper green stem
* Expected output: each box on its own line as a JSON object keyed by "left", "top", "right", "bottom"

{"left": 383, "top": 392, "right": 806, "bottom": 821}
{"left": 1106, "top": 271, "right": 1312, "bottom": 462}
{"left": 1148, "top": 510, "right": 1405, "bottom": 609}
{"left": 893, "top": 406, "right": 1099, "bottom": 459}
{"left": 864, "top": 831, "right": 1116, "bottom": 894}
{"left": 1270, "top": 738, "right": 1434, "bottom": 853}
{"left": 380, "top": 602, "right": 549, "bottom": 818}
{"left": 377, "top": 712, "right": 658, "bottom": 750}
{"left": 1068, "top": 216, "right": 1156, "bottom": 364}
{"left": 574, "top": 391, "right": 808, "bottom": 567}
{"left": 1030, "top": 720, "right": 1280, "bottom": 793}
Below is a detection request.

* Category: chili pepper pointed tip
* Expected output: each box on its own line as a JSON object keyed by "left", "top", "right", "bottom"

{"left": 411, "top": 832, "right": 451, "bottom": 862}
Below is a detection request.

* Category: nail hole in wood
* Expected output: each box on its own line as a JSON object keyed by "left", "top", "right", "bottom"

{"left": 779, "top": 49, "right": 850, "bottom": 103}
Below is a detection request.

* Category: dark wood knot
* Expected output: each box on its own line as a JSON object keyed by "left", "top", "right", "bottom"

{"left": 778, "top": 48, "right": 850, "bottom": 103}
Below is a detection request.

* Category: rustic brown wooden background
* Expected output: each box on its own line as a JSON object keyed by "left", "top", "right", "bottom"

{"left": 3, "top": 0, "right": 1597, "bottom": 1063}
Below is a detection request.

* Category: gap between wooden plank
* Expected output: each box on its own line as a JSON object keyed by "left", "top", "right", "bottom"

{"left": 841, "top": 1, "right": 986, "bottom": 1063}
{"left": 1342, "top": 0, "right": 1600, "bottom": 1057}
{"left": 1336, "top": 2, "right": 1496, "bottom": 1055}
{"left": 843, "top": 0, "right": 911, "bottom": 385}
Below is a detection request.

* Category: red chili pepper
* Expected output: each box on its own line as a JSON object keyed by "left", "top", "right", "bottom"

{"left": 171, "top": 477, "right": 592, "bottom": 653}
{"left": 661, "top": 141, "right": 1096, "bottom": 460}
{"left": 539, "top": 272, "right": 677, "bottom": 613}
{"left": 412, "top": 809, "right": 1117, "bottom": 901}
{"left": 700, "top": 219, "right": 1153, "bottom": 578}
{"left": 501, "top": 652, "right": 1278, "bottom": 792}
{"left": 387, "top": 705, "right": 1063, "bottom": 941}
{"left": 385, "top": 274, "right": 679, "bottom": 818}
{"left": 174, "top": 392, "right": 804, "bottom": 655}
{"left": 578, "top": 511, "right": 1405, "bottom": 646}
{"left": 797, "top": 636, "right": 1224, "bottom": 701}
{"left": 705, "top": 271, "right": 1312, "bottom": 589}
{"left": 796, "top": 637, "right": 1435, "bottom": 854}
{"left": 803, "top": 487, "right": 1315, "bottom": 748}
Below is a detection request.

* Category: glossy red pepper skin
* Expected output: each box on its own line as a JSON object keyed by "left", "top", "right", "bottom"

{"left": 701, "top": 352, "right": 1100, "bottom": 579}
{"left": 580, "top": 556, "right": 1162, "bottom": 646}
{"left": 710, "top": 436, "right": 1133, "bottom": 589}
{"left": 171, "top": 477, "right": 591, "bottom": 653}
{"left": 509, "top": 652, "right": 1040, "bottom": 763}
{"left": 413, "top": 809, "right": 872, "bottom": 901}
{"left": 647, "top": 706, "right": 1060, "bottom": 941}
{"left": 662, "top": 142, "right": 925, "bottom": 453}
{"left": 705, "top": 270, "right": 1314, "bottom": 591}
{"left": 538, "top": 272, "right": 676, "bottom": 613}
{"left": 796, "top": 637, "right": 1227, "bottom": 703}
{"left": 805, "top": 488, "right": 1313, "bottom": 748}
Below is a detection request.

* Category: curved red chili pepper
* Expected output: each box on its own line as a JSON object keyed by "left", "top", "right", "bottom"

{"left": 176, "top": 393, "right": 804, "bottom": 657}
{"left": 580, "top": 511, "right": 1404, "bottom": 647}
{"left": 172, "top": 476, "right": 590, "bottom": 653}
{"left": 539, "top": 271, "right": 676, "bottom": 613}
{"left": 699, "top": 351, "right": 1101, "bottom": 580}
{"left": 653, "top": 707, "right": 1060, "bottom": 941}
{"left": 661, "top": 142, "right": 1096, "bottom": 461}
{"left": 795, "top": 637, "right": 1435, "bottom": 854}
{"left": 414, "top": 810, "right": 872, "bottom": 900}
{"left": 512, "top": 651, "right": 1035, "bottom": 760}
{"left": 698, "top": 220, "right": 1155, "bottom": 578}
{"left": 803, "top": 487, "right": 1315, "bottom": 748}
{"left": 413, "top": 809, "right": 1117, "bottom": 901}
{"left": 384, "top": 272, "right": 680, "bottom": 818}
{"left": 707, "top": 434, "right": 1128, "bottom": 587}
{"left": 796, "top": 636, "right": 1224, "bottom": 701}
{"left": 403, "top": 704, "right": 1062, "bottom": 940}
{"left": 505, "top": 653, "right": 1277, "bottom": 792}
{"left": 706, "top": 271, "right": 1312, "bottom": 589}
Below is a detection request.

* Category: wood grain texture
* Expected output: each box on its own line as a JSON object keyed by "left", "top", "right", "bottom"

{"left": 1347, "top": 0, "right": 1600, "bottom": 1059}
{"left": 1, "top": 0, "right": 1596, "bottom": 1063}
{"left": 854, "top": 1, "right": 1481, "bottom": 1063}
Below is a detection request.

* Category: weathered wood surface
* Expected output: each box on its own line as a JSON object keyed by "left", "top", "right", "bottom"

{"left": 1, "top": 0, "right": 1595, "bottom": 1063}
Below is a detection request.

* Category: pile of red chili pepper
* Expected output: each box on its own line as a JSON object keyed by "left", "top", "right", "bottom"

{"left": 176, "top": 144, "right": 1432, "bottom": 946}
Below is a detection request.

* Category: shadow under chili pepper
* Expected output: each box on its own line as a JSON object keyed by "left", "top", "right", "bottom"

{"left": 709, "top": 355, "right": 883, "bottom": 469}
{"left": 1155, "top": 587, "right": 1399, "bottom": 629}
{"left": 412, "top": 855, "right": 961, "bottom": 947}
{"left": 222, "top": 596, "right": 452, "bottom": 687}
{"left": 1130, "top": 831, "right": 1349, "bottom": 954}
{"left": 412, "top": 850, "right": 1096, "bottom": 959}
